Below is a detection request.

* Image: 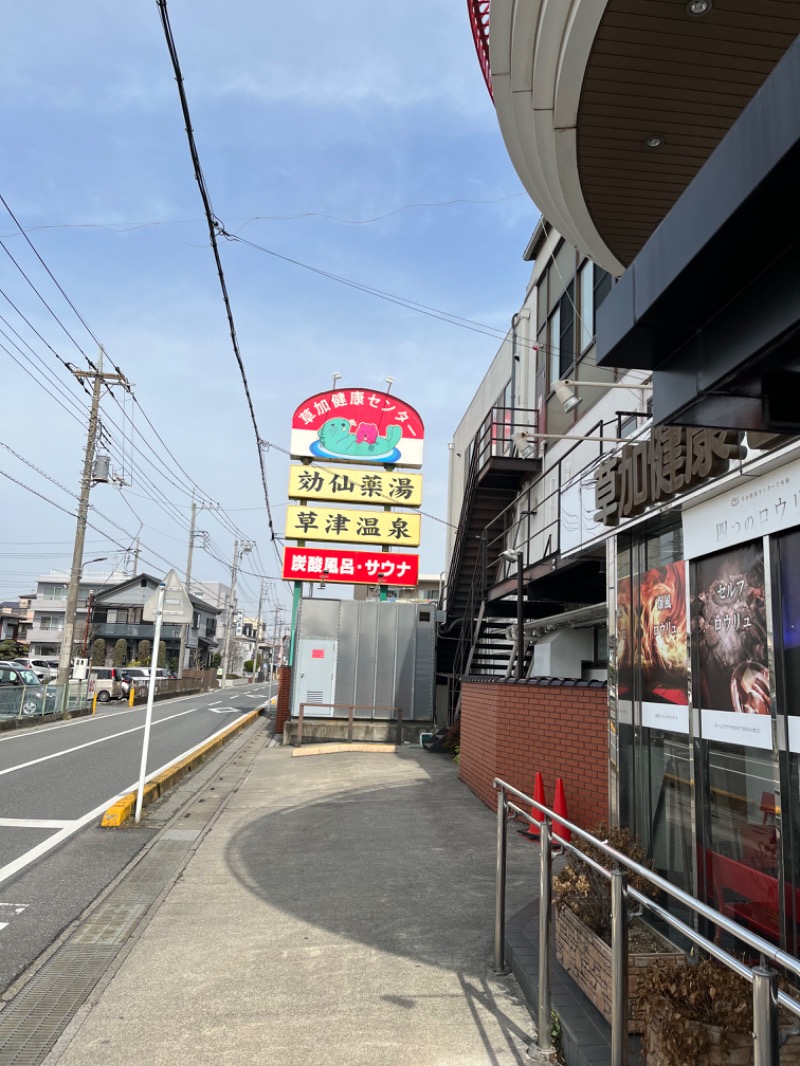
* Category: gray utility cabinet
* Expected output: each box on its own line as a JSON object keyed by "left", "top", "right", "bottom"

{"left": 291, "top": 598, "right": 435, "bottom": 720}
{"left": 294, "top": 638, "right": 338, "bottom": 716}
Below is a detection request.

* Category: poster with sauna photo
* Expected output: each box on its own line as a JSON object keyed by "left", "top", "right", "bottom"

{"left": 640, "top": 561, "right": 689, "bottom": 732}
{"left": 693, "top": 542, "right": 770, "bottom": 716}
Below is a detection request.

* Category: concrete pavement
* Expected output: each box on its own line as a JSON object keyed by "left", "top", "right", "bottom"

{"left": 43, "top": 737, "right": 544, "bottom": 1065}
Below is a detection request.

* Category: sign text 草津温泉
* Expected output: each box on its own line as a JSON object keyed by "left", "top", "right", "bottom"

{"left": 285, "top": 505, "right": 421, "bottom": 548}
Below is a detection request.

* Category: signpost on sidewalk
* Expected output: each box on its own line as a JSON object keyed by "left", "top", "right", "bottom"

{"left": 135, "top": 570, "right": 194, "bottom": 823}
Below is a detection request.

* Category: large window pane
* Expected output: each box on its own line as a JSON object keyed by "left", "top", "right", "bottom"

{"left": 559, "top": 283, "right": 575, "bottom": 379}
{"left": 548, "top": 305, "right": 560, "bottom": 388}
{"left": 594, "top": 268, "right": 613, "bottom": 316}
{"left": 578, "top": 262, "right": 594, "bottom": 353}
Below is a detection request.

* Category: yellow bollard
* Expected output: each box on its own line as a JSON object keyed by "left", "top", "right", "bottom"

{"left": 92, "top": 692, "right": 98, "bottom": 714}
{"left": 128, "top": 685, "right": 135, "bottom": 707}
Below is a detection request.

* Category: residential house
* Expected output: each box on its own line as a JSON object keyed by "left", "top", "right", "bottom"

{"left": 89, "top": 573, "right": 221, "bottom": 669}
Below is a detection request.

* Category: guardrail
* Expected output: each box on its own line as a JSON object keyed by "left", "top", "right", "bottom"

{"left": 493, "top": 777, "right": 800, "bottom": 1065}
{"left": 295, "top": 703, "right": 403, "bottom": 747}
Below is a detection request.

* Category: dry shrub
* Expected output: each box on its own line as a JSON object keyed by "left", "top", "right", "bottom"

{"left": 552, "top": 823, "right": 659, "bottom": 943}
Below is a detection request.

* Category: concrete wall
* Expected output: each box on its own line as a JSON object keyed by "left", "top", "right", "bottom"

{"left": 458, "top": 678, "right": 608, "bottom": 831}
{"left": 532, "top": 628, "right": 595, "bottom": 679}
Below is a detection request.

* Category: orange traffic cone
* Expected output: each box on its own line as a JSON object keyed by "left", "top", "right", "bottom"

{"left": 519, "top": 772, "right": 546, "bottom": 840}
{"left": 552, "top": 777, "right": 571, "bottom": 846}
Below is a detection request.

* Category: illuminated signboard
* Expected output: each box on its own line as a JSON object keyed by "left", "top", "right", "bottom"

{"left": 290, "top": 388, "right": 424, "bottom": 467}
{"left": 288, "top": 464, "right": 422, "bottom": 507}
{"left": 285, "top": 505, "right": 421, "bottom": 547}
{"left": 282, "top": 547, "right": 419, "bottom": 587}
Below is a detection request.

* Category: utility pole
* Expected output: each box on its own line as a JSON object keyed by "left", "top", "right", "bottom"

{"left": 132, "top": 536, "right": 140, "bottom": 576}
{"left": 57, "top": 350, "right": 128, "bottom": 690}
{"left": 253, "top": 578, "right": 265, "bottom": 679}
{"left": 221, "top": 539, "right": 253, "bottom": 681}
{"left": 177, "top": 498, "right": 197, "bottom": 679}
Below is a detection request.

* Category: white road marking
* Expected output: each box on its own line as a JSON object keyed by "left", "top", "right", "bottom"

{"left": 209, "top": 707, "right": 238, "bottom": 714}
{"left": 0, "top": 818, "right": 75, "bottom": 829}
{"left": 0, "top": 689, "right": 224, "bottom": 744}
{"left": 0, "top": 712, "right": 261, "bottom": 889}
{"left": 0, "top": 704, "right": 217, "bottom": 779}
{"left": 0, "top": 923, "right": 7, "bottom": 931}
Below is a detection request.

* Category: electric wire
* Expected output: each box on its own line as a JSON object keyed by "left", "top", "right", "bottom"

{"left": 0, "top": 193, "right": 525, "bottom": 238}
{"left": 156, "top": 0, "right": 278, "bottom": 562}
{"left": 0, "top": 192, "right": 104, "bottom": 350}
{"left": 0, "top": 238, "right": 93, "bottom": 365}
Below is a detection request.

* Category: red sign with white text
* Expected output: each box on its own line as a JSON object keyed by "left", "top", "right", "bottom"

{"left": 282, "top": 546, "right": 419, "bottom": 587}
{"left": 289, "top": 388, "right": 424, "bottom": 467}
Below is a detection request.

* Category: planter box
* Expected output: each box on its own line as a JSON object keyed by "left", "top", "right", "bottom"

{"left": 555, "top": 906, "right": 684, "bottom": 1034}
{"left": 645, "top": 996, "right": 800, "bottom": 1066}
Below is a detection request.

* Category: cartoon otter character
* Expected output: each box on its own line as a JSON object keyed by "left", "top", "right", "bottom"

{"left": 315, "top": 417, "right": 401, "bottom": 458}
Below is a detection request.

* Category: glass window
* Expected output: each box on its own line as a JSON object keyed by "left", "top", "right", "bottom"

{"left": 548, "top": 241, "right": 575, "bottom": 310}
{"left": 594, "top": 268, "right": 613, "bottom": 317}
{"left": 578, "top": 261, "right": 594, "bottom": 353}
{"left": 559, "top": 282, "right": 575, "bottom": 380}
{"left": 537, "top": 275, "right": 548, "bottom": 330}
{"left": 548, "top": 305, "right": 560, "bottom": 388}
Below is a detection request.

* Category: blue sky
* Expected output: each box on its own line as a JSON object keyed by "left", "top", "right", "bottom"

{"left": 1, "top": 0, "right": 539, "bottom": 617}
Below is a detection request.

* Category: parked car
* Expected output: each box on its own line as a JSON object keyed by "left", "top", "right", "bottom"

{"left": 30, "top": 658, "right": 56, "bottom": 682}
{"left": 0, "top": 663, "right": 54, "bottom": 717}
{"left": 88, "top": 667, "right": 124, "bottom": 703}
{"left": 123, "top": 667, "right": 155, "bottom": 685}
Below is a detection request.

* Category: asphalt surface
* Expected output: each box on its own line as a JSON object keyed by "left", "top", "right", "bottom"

{"left": 0, "top": 682, "right": 271, "bottom": 997}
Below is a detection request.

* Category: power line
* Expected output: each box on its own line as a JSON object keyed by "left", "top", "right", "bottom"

{"left": 156, "top": 0, "right": 277, "bottom": 559}
{"left": 0, "top": 193, "right": 525, "bottom": 238}
{"left": 0, "top": 192, "right": 103, "bottom": 351}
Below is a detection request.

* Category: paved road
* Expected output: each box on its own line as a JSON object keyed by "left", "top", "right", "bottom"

{"left": 0, "top": 682, "right": 273, "bottom": 996}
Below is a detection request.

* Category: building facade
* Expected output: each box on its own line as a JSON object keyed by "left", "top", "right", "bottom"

{"left": 90, "top": 574, "right": 221, "bottom": 669}
{"left": 464, "top": 1, "right": 800, "bottom": 955}
{"left": 27, "top": 570, "right": 128, "bottom": 659}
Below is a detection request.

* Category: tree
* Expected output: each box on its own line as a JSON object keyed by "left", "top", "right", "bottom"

{"left": 243, "top": 659, "right": 254, "bottom": 674}
{"left": 158, "top": 640, "right": 166, "bottom": 668}
{"left": 211, "top": 653, "right": 222, "bottom": 669}
{"left": 0, "top": 638, "right": 28, "bottom": 661}
{"left": 112, "top": 639, "right": 127, "bottom": 667}
{"left": 91, "top": 638, "right": 106, "bottom": 666}
{"left": 138, "top": 639, "right": 152, "bottom": 666}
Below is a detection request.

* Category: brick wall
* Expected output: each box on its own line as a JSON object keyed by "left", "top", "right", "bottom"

{"left": 275, "top": 665, "right": 292, "bottom": 734}
{"left": 459, "top": 678, "right": 608, "bottom": 831}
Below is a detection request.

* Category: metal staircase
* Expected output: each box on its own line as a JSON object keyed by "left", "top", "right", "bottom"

{"left": 437, "top": 407, "right": 540, "bottom": 720}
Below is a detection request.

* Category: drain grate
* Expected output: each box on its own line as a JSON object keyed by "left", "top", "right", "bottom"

{"left": 0, "top": 944, "right": 116, "bottom": 1064}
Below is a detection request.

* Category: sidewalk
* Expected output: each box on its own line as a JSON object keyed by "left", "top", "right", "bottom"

{"left": 43, "top": 736, "right": 542, "bottom": 1066}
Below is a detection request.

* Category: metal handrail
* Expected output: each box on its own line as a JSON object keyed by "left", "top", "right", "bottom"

{"left": 295, "top": 703, "right": 403, "bottom": 747}
{"left": 493, "top": 777, "right": 800, "bottom": 1065}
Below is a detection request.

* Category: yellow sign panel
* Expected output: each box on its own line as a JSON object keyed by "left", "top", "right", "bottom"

{"left": 288, "top": 465, "right": 422, "bottom": 507}
{"left": 285, "top": 505, "right": 421, "bottom": 547}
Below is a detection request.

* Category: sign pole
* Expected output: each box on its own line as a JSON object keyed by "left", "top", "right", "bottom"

{"left": 135, "top": 582, "right": 164, "bottom": 824}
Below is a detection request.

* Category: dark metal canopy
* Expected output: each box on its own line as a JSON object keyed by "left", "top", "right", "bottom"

{"left": 596, "top": 35, "right": 800, "bottom": 433}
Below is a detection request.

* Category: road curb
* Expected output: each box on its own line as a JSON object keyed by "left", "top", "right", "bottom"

{"left": 291, "top": 742, "right": 398, "bottom": 757}
{"left": 101, "top": 708, "right": 263, "bottom": 827}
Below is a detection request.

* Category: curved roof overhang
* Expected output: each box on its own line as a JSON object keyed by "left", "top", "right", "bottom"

{"left": 489, "top": 0, "right": 800, "bottom": 275}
